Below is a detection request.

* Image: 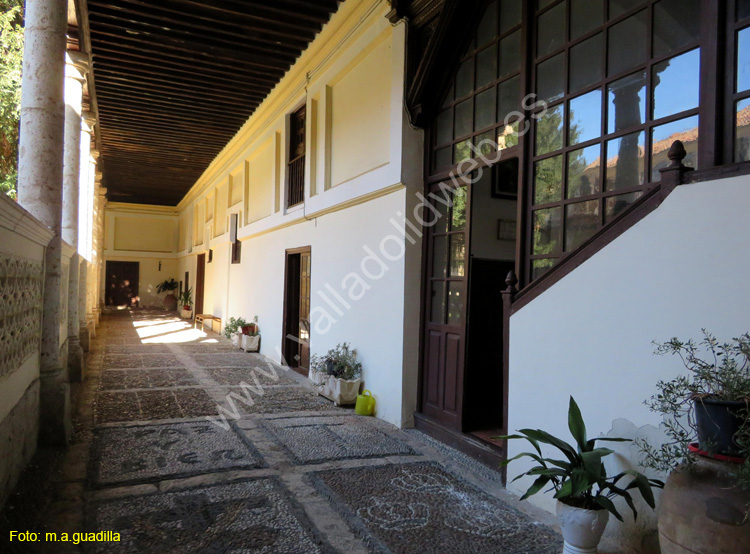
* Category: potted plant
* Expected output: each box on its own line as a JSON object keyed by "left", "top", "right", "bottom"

{"left": 178, "top": 288, "right": 193, "bottom": 319}
{"left": 636, "top": 331, "right": 750, "bottom": 553}
{"left": 223, "top": 317, "right": 247, "bottom": 347}
{"left": 241, "top": 316, "right": 260, "bottom": 353}
{"left": 310, "top": 343, "right": 363, "bottom": 406}
{"left": 499, "top": 397, "right": 663, "bottom": 554}
{"left": 156, "top": 278, "right": 179, "bottom": 311}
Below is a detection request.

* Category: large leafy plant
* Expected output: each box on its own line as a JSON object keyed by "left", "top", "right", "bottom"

{"left": 500, "top": 397, "right": 663, "bottom": 521}
{"left": 156, "top": 278, "right": 178, "bottom": 294}
{"left": 223, "top": 317, "right": 247, "bottom": 339}
{"left": 636, "top": 330, "right": 750, "bottom": 488}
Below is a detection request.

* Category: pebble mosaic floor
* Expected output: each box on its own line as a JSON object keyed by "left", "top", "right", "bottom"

{"left": 1, "top": 309, "right": 562, "bottom": 553}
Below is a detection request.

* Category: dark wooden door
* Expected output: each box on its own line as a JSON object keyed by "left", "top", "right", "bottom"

{"left": 105, "top": 261, "right": 139, "bottom": 306}
{"left": 195, "top": 253, "right": 205, "bottom": 315}
{"left": 420, "top": 184, "right": 469, "bottom": 430}
{"left": 283, "top": 247, "right": 311, "bottom": 375}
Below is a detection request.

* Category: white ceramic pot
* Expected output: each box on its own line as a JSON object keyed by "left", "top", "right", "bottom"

{"left": 180, "top": 308, "right": 192, "bottom": 319}
{"left": 231, "top": 333, "right": 241, "bottom": 347}
{"left": 309, "top": 369, "right": 326, "bottom": 387}
{"left": 556, "top": 501, "right": 609, "bottom": 554}
{"left": 317, "top": 376, "right": 361, "bottom": 406}
{"left": 241, "top": 334, "right": 260, "bottom": 352}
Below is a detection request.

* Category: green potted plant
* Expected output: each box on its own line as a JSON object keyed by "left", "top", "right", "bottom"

{"left": 156, "top": 278, "right": 179, "bottom": 311}
{"left": 223, "top": 317, "right": 247, "bottom": 347}
{"left": 636, "top": 331, "right": 750, "bottom": 553}
{"left": 310, "top": 343, "right": 363, "bottom": 405}
{"left": 499, "top": 397, "right": 662, "bottom": 554}
{"left": 178, "top": 288, "right": 193, "bottom": 319}
{"left": 241, "top": 316, "right": 260, "bottom": 352}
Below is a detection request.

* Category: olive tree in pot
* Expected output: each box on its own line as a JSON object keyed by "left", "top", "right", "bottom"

{"left": 310, "top": 343, "right": 363, "bottom": 406}
{"left": 156, "top": 278, "right": 179, "bottom": 311}
{"left": 500, "top": 397, "right": 663, "bottom": 554}
{"left": 636, "top": 331, "right": 750, "bottom": 554}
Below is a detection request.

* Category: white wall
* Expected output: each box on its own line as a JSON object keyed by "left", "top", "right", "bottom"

{"left": 507, "top": 175, "right": 750, "bottom": 551}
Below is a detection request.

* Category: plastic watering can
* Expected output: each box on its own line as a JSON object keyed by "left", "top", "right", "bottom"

{"left": 355, "top": 390, "right": 375, "bottom": 416}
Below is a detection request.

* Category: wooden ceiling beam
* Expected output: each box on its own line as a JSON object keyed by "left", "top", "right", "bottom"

{"left": 97, "top": 104, "right": 243, "bottom": 131}
{"left": 95, "top": 90, "right": 252, "bottom": 119}
{"left": 87, "top": 3, "right": 304, "bottom": 60}
{"left": 89, "top": 21, "right": 295, "bottom": 74}
{"left": 100, "top": 131, "right": 230, "bottom": 152}
{"left": 98, "top": 113, "right": 237, "bottom": 138}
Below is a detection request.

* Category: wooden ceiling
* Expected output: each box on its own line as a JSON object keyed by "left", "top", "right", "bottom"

{"left": 87, "top": 0, "right": 340, "bottom": 205}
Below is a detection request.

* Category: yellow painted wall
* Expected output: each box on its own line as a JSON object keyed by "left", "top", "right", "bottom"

{"left": 215, "top": 181, "right": 228, "bottom": 237}
{"left": 246, "top": 138, "right": 275, "bottom": 224}
{"left": 329, "top": 32, "right": 392, "bottom": 187}
{"left": 230, "top": 165, "right": 243, "bottom": 206}
{"left": 113, "top": 217, "right": 175, "bottom": 253}
{"left": 178, "top": 214, "right": 187, "bottom": 251}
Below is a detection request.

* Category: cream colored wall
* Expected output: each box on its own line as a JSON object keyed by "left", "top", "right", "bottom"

{"left": 245, "top": 137, "right": 276, "bottom": 224}
{"left": 105, "top": 256, "right": 179, "bottom": 308}
{"left": 114, "top": 217, "right": 175, "bottom": 253}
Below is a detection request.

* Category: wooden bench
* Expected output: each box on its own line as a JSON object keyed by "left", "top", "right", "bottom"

{"left": 194, "top": 314, "right": 221, "bottom": 332}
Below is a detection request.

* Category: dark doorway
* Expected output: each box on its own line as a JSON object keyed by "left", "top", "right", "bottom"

{"left": 105, "top": 261, "right": 139, "bottom": 307}
{"left": 195, "top": 254, "right": 205, "bottom": 315}
{"left": 463, "top": 258, "right": 514, "bottom": 433}
{"left": 283, "top": 247, "right": 311, "bottom": 375}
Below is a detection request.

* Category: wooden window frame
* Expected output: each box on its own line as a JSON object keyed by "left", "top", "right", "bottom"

{"left": 287, "top": 105, "right": 306, "bottom": 208}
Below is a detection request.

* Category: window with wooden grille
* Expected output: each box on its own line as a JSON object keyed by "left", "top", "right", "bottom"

{"left": 288, "top": 105, "right": 306, "bottom": 208}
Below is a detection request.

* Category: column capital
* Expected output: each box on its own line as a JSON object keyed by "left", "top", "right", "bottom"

{"left": 90, "top": 149, "right": 100, "bottom": 160}
{"left": 82, "top": 110, "right": 97, "bottom": 133}
{"left": 65, "top": 51, "right": 89, "bottom": 82}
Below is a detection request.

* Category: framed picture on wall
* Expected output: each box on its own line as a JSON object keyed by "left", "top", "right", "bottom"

{"left": 491, "top": 158, "right": 519, "bottom": 199}
{"left": 497, "top": 219, "right": 517, "bottom": 241}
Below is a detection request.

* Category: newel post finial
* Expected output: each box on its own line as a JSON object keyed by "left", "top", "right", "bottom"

{"left": 659, "top": 140, "right": 694, "bottom": 198}
{"left": 504, "top": 270, "right": 518, "bottom": 296}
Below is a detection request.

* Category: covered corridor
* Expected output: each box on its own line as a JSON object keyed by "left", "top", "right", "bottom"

{"left": 1, "top": 308, "right": 561, "bottom": 553}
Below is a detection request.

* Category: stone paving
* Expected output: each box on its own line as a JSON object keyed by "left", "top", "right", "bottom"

{"left": 1, "top": 309, "right": 563, "bottom": 553}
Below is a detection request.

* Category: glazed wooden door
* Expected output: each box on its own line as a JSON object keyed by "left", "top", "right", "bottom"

{"left": 420, "top": 184, "right": 469, "bottom": 430}
{"left": 283, "top": 247, "right": 311, "bottom": 375}
{"left": 298, "top": 251, "right": 311, "bottom": 370}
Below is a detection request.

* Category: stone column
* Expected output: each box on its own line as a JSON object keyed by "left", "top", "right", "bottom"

{"left": 86, "top": 149, "right": 99, "bottom": 337}
{"left": 95, "top": 184, "right": 107, "bottom": 322}
{"left": 63, "top": 51, "right": 88, "bottom": 382}
{"left": 78, "top": 113, "right": 95, "bottom": 353}
{"left": 16, "top": 0, "right": 71, "bottom": 446}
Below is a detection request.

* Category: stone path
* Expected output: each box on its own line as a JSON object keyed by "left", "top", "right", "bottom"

{"left": 1, "top": 309, "right": 562, "bottom": 553}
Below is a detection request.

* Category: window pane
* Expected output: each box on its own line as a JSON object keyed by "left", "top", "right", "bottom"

{"left": 536, "top": 104, "right": 565, "bottom": 155}
{"left": 451, "top": 187, "right": 468, "bottom": 230}
{"left": 570, "top": 33, "right": 604, "bottom": 92}
{"left": 498, "top": 75, "right": 520, "bottom": 121}
{"left": 433, "top": 193, "right": 450, "bottom": 233}
{"left": 534, "top": 155, "right": 563, "bottom": 204}
{"left": 538, "top": 0, "right": 557, "bottom": 10}
{"left": 455, "top": 99, "right": 473, "bottom": 138}
{"left": 450, "top": 234, "right": 466, "bottom": 277}
{"left": 738, "top": 27, "right": 750, "bottom": 93}
{"left": 532, "top": 207, "right": 562, "bottom": 254}
{"left": 436, "top": 109, "right": 452, "bottom": 145}
{"left": 434, "top": 147, "right": 451, "bottom": 171}
{"left": 475, "top": 87, "right": 497, "bottom": 130}
{"left": 532, "top": 258, "right": 556, "bottom": 280}
{"left": 442, "top": 83, "right": 454, "bottom": 107}
{"left": 653, "top": 49, "right": 700, "bottom": 120}
{"left": 430, "top": 281, "right": 446, "bottom": 324}
{"left": 537, "top": 53, "right": 566, "bottom": 102}
{"left": 538, "top": 1, "right": 566, "bottom": 56}
{"left": 609, "top": 0, "right": 646, "bottom": 19}
{"left": 569, "top": 90, "right": 603, "bottom": 145}
{"left": 498, "top": 119, "right": 521, "bottom": 149}
{"left": 605, "top": 191, "right": 643, "bottom": 223}
{"left": 477, "top": 1, "right": 498, "bottom": 46}
{"left": 454, "top": 140, "right": 472, "bottom": 164}
{"left": 447, "top": 282, "right": 465, "bottom": 325}
{"left": 477, "top": 45, "right": 498, "bottom": 88}
{"left": 608, "top": 10, "right": 647, "bottom": 77}
{"left": 432, "top": 236, "right": 448, "bottom": 278}
{"left": 736, "top": 98, "right": 750, "bottom": 162}
{"left": 499, "top": 31, "right": 522, "bottom": 77}
{"left": 653, "top": 0, "right": 700, "bottom": 57}
{"left": 565, "top": 200, "right": 600, "bottom": 251}
{"left": 475, "top": 130, "right": 496, "bottom": 156}
{"left": 568, "top": 145, "right": 602, "bottom": 198}
{"left": 571, "top": 0, "right": 603, "bottom": 39}
{"left": 456, "top": 58, "right": 475, "bottom": 98}
{"left": 607, "top": 71, "right": 646, "bottom": 133}
{"left": 651, "top": 116, "right": 699, "bottom": 180}
{"left": 605, "top": 131, "right": 646, "bottom": 191}
{"left": 500, "top": 0, "right": 523, "bottom": 32}
{"left": 740, "top": 0, "right": 750, "bottom": 20}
